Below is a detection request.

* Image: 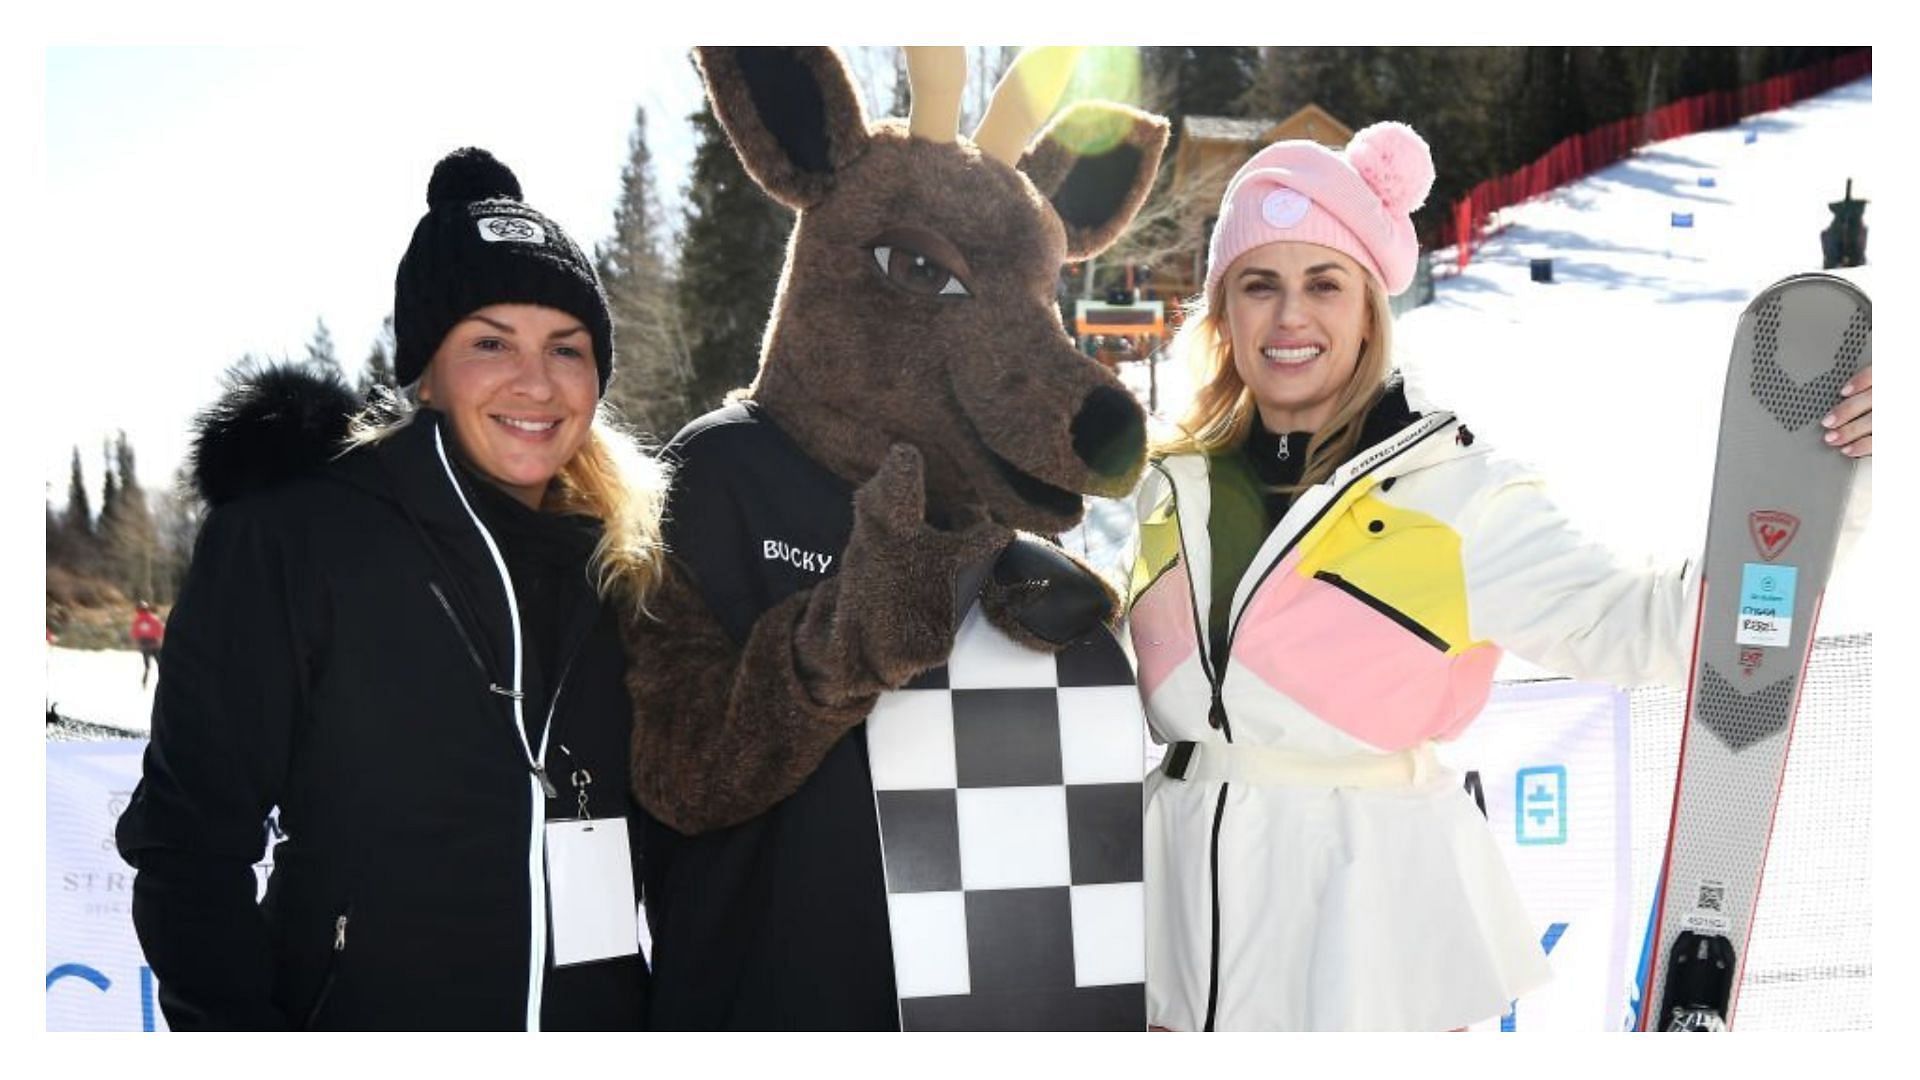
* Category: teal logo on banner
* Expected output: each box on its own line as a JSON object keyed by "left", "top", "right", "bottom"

{"left": 1516, "top": 765, "right": 1568, "bottom": 845}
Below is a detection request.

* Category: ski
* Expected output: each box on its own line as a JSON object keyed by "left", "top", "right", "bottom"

{"left": 1637, "top": 272, "right": 1868, "bottom": 1031}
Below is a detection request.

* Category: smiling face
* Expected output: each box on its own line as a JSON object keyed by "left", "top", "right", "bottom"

{"left": 415, "top": 303, "right": 599, "bottom": 508}
{"left": 1222, "top": 241, "right": 1374, "bottom": 434}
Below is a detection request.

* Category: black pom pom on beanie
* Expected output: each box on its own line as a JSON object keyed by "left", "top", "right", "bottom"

{"left": 392, "top": 147, "right": 613, "bottom": 391}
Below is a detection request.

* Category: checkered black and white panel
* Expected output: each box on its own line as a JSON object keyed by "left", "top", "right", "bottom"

{"left": 867, "top": 604, "right": 1147, "bottom": 1031}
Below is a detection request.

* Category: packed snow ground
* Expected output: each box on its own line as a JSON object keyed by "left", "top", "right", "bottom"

{"left": 45, "top": 644, "right": 155, "bottom": 734}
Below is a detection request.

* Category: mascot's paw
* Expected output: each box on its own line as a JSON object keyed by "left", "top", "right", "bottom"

{"left": 853, "top": 446, "right": 1011, "bottom": 627}
{"left": 806, "top": 444, "right": 1013, "bottom": 692}
{"left": 979, "top": 535, "right": 1118, "bottom": 651}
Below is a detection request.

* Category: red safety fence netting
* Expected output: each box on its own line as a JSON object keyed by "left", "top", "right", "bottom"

{"left": 1441, "top": 50, "right": 1872, "bottom": 270}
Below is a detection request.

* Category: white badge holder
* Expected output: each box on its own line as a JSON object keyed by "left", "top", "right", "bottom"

{"left": 543, "top": 764, "right": 640, "bottom": 967}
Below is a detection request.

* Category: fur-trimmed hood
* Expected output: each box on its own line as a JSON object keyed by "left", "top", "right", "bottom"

{"left": 189, "top": 363, "right": 365, "bottom": 507}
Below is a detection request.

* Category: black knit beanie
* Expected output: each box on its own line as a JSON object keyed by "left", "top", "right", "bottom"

{"left": 392, "top": 147, "right": 613, "bottom": 392}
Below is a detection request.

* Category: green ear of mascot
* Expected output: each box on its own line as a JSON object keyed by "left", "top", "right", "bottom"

{"left": 622, "top": 46, "right": 1166, "bottom": 1030}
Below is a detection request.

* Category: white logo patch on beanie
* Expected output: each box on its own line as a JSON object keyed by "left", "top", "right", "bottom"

{"left": 477, "top": 216, "right": 547, "bottom": 245}
{"left": 1261, "top": 188, "right": 1312, "bottom": 229}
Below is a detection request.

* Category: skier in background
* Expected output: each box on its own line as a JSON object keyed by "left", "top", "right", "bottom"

{"left": 130, "top": 600, "right": 164, "bottom": 688}
{"left": 1126, "top": 121, "right": 1873, "bottom": 1030}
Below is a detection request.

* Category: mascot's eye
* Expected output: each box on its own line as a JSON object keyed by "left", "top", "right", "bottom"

{"left": 871, "top": 245, "right": 971, "bottom": 297}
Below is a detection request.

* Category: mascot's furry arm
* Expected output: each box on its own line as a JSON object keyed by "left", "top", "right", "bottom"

{"left": 623, "top": 446, "right": 1119, "bottom": 836}
{"left": 625, "top": 445, "right": 1009, "bottom": 835}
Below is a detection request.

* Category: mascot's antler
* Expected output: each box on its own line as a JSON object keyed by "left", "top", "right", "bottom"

{"left": 904, "top": 46, "right": 965, "bottom": 144}
{"left": 971, "top": 46, "right": 1083, "bottom": 165}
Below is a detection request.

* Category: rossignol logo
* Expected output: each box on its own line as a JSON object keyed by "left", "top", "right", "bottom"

{"left": 1748, "top": 510, "right": 1800, "bottom": 562}
{"left": 477, "top": 216, "right": 546, "bottom": 245}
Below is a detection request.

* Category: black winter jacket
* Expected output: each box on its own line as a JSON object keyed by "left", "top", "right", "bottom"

{"left": 114, "top": 367, "right": 648, "bottom": 1030}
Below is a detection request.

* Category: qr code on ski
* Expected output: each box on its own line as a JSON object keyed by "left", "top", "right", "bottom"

{"left": 1696, "top": 881, "right": 1727, "bottom": 914}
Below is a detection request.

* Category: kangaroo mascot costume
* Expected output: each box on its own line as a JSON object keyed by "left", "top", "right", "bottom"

{"left": 623, "top": 46, "right": 1167, "bottom": 1030}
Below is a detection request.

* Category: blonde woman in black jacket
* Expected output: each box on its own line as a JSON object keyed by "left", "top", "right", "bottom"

{"left": 116, "top": 148, "right": 669, "bottom": 1030}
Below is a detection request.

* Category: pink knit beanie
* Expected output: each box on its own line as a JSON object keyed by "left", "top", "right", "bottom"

{"left": 1204, "top": 121, "right": 1435, "bottom": 299}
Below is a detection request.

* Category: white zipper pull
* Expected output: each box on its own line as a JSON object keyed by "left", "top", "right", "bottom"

{"left": 532, "top": 765, "right": 559, "bottom": 800}
{"left": 333, "top": 914, "right": 349, "bottom": 952}
{"left": 1276, "top": 435, "right": 1290, "bottom": 463}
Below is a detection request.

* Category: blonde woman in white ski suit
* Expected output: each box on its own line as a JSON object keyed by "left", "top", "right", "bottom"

{"left": 1126, "top": 121, "right": 1874, "bottom": 1031}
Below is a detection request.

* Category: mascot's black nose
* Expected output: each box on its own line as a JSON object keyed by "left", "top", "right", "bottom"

{"left": 1071, "top": 385, "right": 1146, "bottom": 479}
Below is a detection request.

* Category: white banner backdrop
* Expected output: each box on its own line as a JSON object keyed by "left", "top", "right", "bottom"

{"left": 1446, "top": 680, "right": 1634, "bottom": 1032}
{"left": 51, "top": 680, "right": 1630, "bottom": 1032}
{"left": 47, "top": 739, "right": 165, "bottom": 1031}
{"left": 46, "top": 739, "right": 278, "bottom": 1032}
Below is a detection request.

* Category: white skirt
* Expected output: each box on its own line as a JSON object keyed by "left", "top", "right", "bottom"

{"left": 1144, "top": 763, "right": 1552, "bottom": 1031}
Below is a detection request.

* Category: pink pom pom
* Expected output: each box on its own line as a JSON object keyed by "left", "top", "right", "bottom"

{"left": 1346, "top": 121, "right": 1435, "bottom": 216}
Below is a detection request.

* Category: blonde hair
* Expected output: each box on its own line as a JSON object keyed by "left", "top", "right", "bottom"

{"left": 1154, "top": 274, "right": 1396, "bottom": 492}
{"left": 346, "top": 388, "right": 670, "bottom": 616}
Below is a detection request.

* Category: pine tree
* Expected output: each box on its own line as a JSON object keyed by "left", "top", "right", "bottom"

{"left": 151, "top": 460, "right": 205, "bottom": 603}
{"left": 959, "top": 47, "right": 1019, "bottom": 134}
{"left": 1105, "top": 48, "right": 1263, "bottom": 289}
{"left": 1145, "top": 47, "right": 1258, "bottom": 130}
{"left": 63, "top": 447, "right": 94, "bottom": 549}
{"left": 1238, "top": 48, "right": 1521, "bottom": 241}
{"left": 1669, "top": 46, "right": 1742, "bottom": 99}
{"left": 96, "top": 432, "right": 160, "bottom": 601}
{"left": 226, "top": 351, "right": 270, "bottom": 384}
{"left": 46, "top": 499, "right": 74, "bottom": 568}
{"left": 676, "top": 98, "right": 796, "bottom": 417}
{"left": 305, "top": 317, "right": 343, "bottom": 372}
{"left": 597, "top": 103, "right": 693, "bottom": 441}
{"left": 1373, "top": 49, "right": 1516, "bottom": 239}
{"left": 890, "top": 49, "right": 911, "bottom": 119}
{"left": 97, "top": 438, "right": 122, "bottom": 563}
{"left": 837, "top": 47, "right": 906, "bottom": 120}
{"left": 358, "top": 315, "right": 397, "bottom": 400}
